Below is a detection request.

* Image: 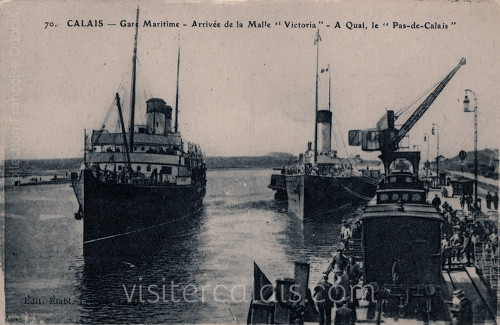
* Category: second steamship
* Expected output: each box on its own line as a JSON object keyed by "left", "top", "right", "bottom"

{"left": 269, "top": 30, "right": 380, "bottom": 220}
{"left": 71, "top": 8, "right": 206, "bottom": 256}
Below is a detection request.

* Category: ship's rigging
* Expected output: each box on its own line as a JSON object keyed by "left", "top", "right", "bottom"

{"left": 89, "top": 7, "right": 184, "bottom": 160}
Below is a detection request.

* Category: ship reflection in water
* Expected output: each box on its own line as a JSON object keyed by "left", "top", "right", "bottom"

{"left": 5, "top": 168, "right": 353, "bottom": 324}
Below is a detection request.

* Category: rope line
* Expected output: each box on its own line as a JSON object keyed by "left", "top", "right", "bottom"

{"left": 395, "top": 76, "right": 442, "bottom": 118}
{"left": 83, "top": 205, "right": 202, "bottom": 244}
{"left": 331, "top": 111, "right": 353, "bottom": 165}
{"left": 92, "top": 74, "right": 128, "bottom": 146}
{"left": 303, "top": 203, "right": 351, "bottom": 222}
{"left": 328, "top": 175, "right": 374, "bottom": 201}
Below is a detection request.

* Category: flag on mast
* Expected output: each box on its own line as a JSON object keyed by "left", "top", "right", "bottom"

{"left": 314, "top": 29, "right": 321, "bottom": 45}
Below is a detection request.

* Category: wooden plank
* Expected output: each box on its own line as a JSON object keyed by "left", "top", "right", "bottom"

{"left": 294, "top": 262, "right": 310, "bottom": 307}
{"left": 274, "top": 278, "right": 295, "bottom": 324}
{"left": 250, "top": 301, "right": 274, "bottom": 324}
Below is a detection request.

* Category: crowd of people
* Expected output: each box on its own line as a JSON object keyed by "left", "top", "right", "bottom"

{"left": 310, "top": 190, "right": 497, "bottom": 325}
{"left": 485, "top": 191, "right": 499, "bottom": 210}
{"left": 311, "top": 219, "right": 365, "bottom": 325}
{"left": 432, "top": 191, "right": 499, "bottom": 213}
{"left": 438, "top": 197, "right": 498, "bottom": 269}
{"left": 313, "top": 248, "right": 363, "bottom": 325}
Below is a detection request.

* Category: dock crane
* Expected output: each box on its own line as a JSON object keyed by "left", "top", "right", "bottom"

{"left": 348, "top": 58, "right": 466, "bottom": 176}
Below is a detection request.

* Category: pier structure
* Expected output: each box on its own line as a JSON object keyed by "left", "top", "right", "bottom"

{"left": 430, "top": 188, "right": 498, "bottom": 321}
{"left": 342, "top": 187, "right": 498, "bottom": 324}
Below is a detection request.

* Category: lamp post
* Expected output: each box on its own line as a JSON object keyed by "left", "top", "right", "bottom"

{"left": 432, "top": 123, "right": 439, "bottom": 186}
{"left": 424, "top": 133, "right": 430, "bottom": 176}
{"left": 463, "top": 89, "right": 478, "bottom": 205}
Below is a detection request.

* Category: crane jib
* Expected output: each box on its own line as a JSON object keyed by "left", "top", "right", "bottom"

{"left": 347, "top": 58, "right": 466, "bottom": 152}
{"left": 389, "top": 57, "right": 466, "bottom": 147}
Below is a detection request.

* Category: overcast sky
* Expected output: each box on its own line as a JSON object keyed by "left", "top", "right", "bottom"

{"left": 1, "top": 0, "right": 499, "bottom": 161}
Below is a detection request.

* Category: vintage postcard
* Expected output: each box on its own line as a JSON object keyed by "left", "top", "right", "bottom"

{"left": 1, "top": 0, "right": 499, "bottom": 324}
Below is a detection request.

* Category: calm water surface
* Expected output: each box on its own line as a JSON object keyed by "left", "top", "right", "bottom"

{"left": 4, "top": 169, "right": 357, "bottom": 324}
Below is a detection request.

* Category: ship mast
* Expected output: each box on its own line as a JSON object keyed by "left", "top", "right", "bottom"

{"left": 84, "top": 129, "right": 87, "bottom": 165}
{"left": 129, "top": 7, "right": 139, "bottom": 152}
{"left": 174, "top": 38, "right": 181, "bottom": 133}
{"left": 314, "top": 29, "right": 321, "bottom": 163}
{"left": 328, "top": 64, "right": 331, "bottom": 111}
{"left": 116, "top": 93, "right": 133, "bottom": 172}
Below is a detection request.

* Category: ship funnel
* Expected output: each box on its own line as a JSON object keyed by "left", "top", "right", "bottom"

{"left": 146, "top": 98, "right": 172, "bottom": 135}
{"left": 317, "top": 110, "right": 332, "bottom": 154}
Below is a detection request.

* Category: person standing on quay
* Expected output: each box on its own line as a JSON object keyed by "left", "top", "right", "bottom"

{"left": 493, "top": 192, "right": 499, "bottom": 210}
{"left": 450, "top": 289, "right": 473, "bottom": 325}
{"left": 314, "top": 273, "right": 334, "bottom": 325}
{"left": 326, "top": 249, "right": 348, "bottom": 282}
{"left": 432, "top": 194, "right": 441, "bottom": 211}
{"left": 462, "top": 231, "right": 473, "bottom": 267}
{"left": 442, "top": 235, "right": 452, "bottom": 269}
{"left": 345, "top": 257, "right": 361, "bottom": 322}
{"left": 346, "top": 256, "right": 362, "bottom": 286}
{"left": 466, "top": 195, "right": 473, "bottom": 211}
{"left": 340, "top": 222, "right": 352, "bottom": 250}
{"left": 334, "top": 299, "right": 353, "bottom": 325}
{"left": 486, "top": 191, "right": 493, "bottom": 209}
{"left": 460, "top": 194, "right": 466, "bottom": 210}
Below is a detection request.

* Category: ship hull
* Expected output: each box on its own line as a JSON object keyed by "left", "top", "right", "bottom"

{"left": 284, "top": 174, "right": 378, "bottom": 220}
{"left": 72, "top": 169, "right": 206, "bottom": 257}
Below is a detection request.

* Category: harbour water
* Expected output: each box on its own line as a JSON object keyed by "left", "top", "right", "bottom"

{"left": 4, "top": 168, "right": 355, "bottom": 324}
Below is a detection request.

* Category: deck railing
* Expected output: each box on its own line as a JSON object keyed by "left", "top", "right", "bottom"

{"left": 473, "top": 240, "right": 499, "bottom": 294}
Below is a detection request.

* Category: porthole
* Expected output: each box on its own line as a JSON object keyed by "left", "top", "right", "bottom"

{"left": 412, "top": 193, "right": 422, "bottom": 202}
